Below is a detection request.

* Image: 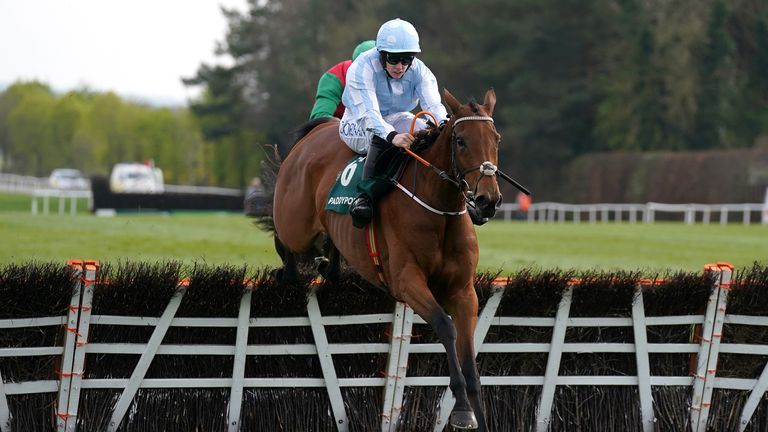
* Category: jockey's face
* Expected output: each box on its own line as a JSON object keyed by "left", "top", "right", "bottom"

{"left": 385, "top": 61, "right": 408, "bottom": 79}
{"left": 383, "top": 53, "right": 414, "bottom": 79}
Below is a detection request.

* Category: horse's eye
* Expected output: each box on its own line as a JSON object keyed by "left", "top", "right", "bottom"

{"left": 456, "top": 137, "right": 466, "bottom": 149}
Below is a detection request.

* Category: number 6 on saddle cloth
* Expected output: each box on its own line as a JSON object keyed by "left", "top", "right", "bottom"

{"left": 324, "top": 137, "right": 423, "bottom": 215}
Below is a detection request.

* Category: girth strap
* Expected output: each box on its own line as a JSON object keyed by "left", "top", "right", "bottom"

{"left": 365, "top": 222, "right": 387, "bottom": 287}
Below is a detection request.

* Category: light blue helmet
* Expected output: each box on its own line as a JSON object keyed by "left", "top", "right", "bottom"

{"left": 375, "top": 18, "right": 421, "bottom": 53}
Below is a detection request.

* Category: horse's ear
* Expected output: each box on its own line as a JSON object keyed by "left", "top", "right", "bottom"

{"left": 443, "top": 88, "right": 461, "bottom": 114}
{"left": 483, "top": 88, "right": 496, "bottom": 116}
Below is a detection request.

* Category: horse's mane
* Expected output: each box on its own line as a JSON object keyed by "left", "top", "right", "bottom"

{"left": 468, "top": 100, "right": 482, "bottom": 114}
{"left": 410, "top": 121, "right": 445, "bottom": 153}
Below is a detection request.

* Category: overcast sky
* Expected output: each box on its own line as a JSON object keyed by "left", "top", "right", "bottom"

{"left": 0, "top": 0, "right": 248, "bottom": 106}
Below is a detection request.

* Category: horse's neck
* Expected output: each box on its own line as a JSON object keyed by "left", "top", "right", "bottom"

{"left": 411, "top": 132, "right": 464, "bottom": 210}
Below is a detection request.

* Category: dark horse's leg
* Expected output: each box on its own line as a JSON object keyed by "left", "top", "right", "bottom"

{"left": 399, "top": 277, "right": 480, "bottom": 430}
{"left": 272, "top": 236, "right": 300, "bottom": 283}
{"left": 448, "top": 290, "right": 487, "bottom": 431}
{"left": 461, "top": 352, "right": 486, "bottom": 431}
{"left": 426, "top": 309, "right": 479, "bottom": 429}
{"left": 316, "top": 236, "right": 341, "bottom": 283}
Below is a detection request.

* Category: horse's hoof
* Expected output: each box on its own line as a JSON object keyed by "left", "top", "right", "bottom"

{"left": 450, "top": 411, "right": 478, "bottom": 429}
{"left": 314, "top": 256, "right": 330, "bottom": 270}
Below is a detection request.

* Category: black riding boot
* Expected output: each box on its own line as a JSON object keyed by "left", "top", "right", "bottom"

{"left": 349, "top": 136, "right": 389, "bottom": 228}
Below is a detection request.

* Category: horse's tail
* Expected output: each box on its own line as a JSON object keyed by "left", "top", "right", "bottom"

{"left": 251, "top": 117, "right": 339, "bottom": 234}
{"left": 250, "top": 144, "right": 281, "bottom": 234}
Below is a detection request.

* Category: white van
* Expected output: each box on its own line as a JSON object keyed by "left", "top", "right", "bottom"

{"left": 49, "top": 168, "right": 89, "bottom": 190}
{"left": 109, "top": 162, "right": 164, "bottom": 193}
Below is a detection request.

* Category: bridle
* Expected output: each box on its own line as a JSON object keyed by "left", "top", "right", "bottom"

{"left": 399, "top": 113, "right": 498, "bottom": 215}
{"left": 448, "top": 115, "right": 498, "bottom": 204}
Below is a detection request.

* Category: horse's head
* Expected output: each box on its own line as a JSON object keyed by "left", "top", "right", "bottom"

{"left": 443, "top": 88, "right": 503, "bottom": 218}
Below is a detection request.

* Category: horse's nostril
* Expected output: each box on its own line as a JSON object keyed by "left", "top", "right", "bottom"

{"left": 475, "top": 195, "right": 498, "bottom": 218}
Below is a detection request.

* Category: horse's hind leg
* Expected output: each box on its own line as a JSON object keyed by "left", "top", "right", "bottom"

{"left": 273, "top": 236, "right": 300, "bottom": 283}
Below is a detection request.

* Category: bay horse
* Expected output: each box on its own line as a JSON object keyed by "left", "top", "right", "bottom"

{"left": 271, "top": 88, "right": 501, "bottom": 430}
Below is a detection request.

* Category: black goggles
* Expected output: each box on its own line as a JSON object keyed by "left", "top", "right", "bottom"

{"left": 385, "top": 54, "right": 415, "bottom": 66}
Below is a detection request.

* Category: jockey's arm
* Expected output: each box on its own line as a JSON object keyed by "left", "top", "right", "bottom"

{"left": 414, "top": 63, "right": 449, "bottom": 122}
{"left": 309, "top": 72, "right": 343, "bottom": 120}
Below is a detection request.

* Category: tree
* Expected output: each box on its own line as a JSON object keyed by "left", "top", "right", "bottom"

{"left": 0, "top": 82, "right": 213, "bottom": 185}
{"left": 6, "top": 84, "right": 57, "bottom": 175}
{"left": 692, "top": 0, "right": 736, "bottom": 150}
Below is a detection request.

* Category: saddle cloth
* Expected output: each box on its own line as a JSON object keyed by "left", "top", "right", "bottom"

{"left": 325, "top": 156, "right": 365, "bottom": 214}
{"left": 325, "top": 146, "right": 412, "bottom": 215}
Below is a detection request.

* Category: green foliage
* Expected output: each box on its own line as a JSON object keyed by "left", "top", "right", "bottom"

{"left": 0, "top": 83, "right": 219, "bottom": 185}
{"left": 3, "top": 1, "right": 768, "bottom": 196}
{"left": 185, "top": 0, "right": 768, "bottom": 198}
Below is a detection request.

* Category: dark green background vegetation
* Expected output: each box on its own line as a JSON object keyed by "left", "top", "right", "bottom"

{"left": 1, "top": 0, "right": 767, "bottom": 198}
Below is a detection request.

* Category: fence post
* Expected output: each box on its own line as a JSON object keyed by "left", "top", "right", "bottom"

{"left": 384, "top": 304, "right": 414, "bottom": 432}
{"left": 739, "top": 356, "right": 768, "bottom": 430}
{"left": 632, "top": 286, "right": 655, "bottom": 432}
{"left": 307, "top": 288, "right": 350, "bottom": 432}
{"left": 381, "top": 302, "right": 406, "bottom": 431}
{"left": 536, "top": 285, "right": 573, "bottom": 432}
{"left": 107, "top": 282, "right": 188, "bottom": 432}
{"left": 56, "top": 260, "right": 96, "bottom": 432}
{"left": 691, "top": 263, "right": 732, "bottom": 432}
{"left": 227, "top": 285, "right": 253, "bottom": 432}
{"left": 0, "top": 370, "right": 8, "bottom": 432}
{"left": 62, "top": 261, "right": 96, "bottom": 432}
{"left": 645, "top": 203, "right": 655, "bottom": 223}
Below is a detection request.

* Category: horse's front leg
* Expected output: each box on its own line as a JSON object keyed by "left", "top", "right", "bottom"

{"left": 317, "top": 236, "right": 340, "bottom": 282}
{"left": 395, "top": 273, "right": 478, "bottom": 429}
{"left": 447, "top": 286, "right": 487, "bottom": 431}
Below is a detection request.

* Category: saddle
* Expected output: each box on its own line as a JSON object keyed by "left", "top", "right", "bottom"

{"left": 325, "top": 131, "right": 438, "bottom": 214}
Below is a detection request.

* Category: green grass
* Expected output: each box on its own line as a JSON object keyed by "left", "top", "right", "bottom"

{"left": 0, "top": 191, "right": 91, "bottom": 213}
{"left": 1, "top": 208, "right": 765, "bottom": 273}
{"left": 0, "top": 192, "right": 37, "bottom": 212}
{"left": 477, "top": 222, "right": 766, "bottom": 273}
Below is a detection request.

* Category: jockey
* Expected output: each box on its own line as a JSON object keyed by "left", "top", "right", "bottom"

{"left": 339, "top": 18, "right": 449, "bottom": 228}
{"left": 309, "top": 40, "right": 376, "bottom": 120}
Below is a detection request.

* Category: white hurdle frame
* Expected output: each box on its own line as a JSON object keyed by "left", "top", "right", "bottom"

{"left": 3, "top": 262, "right": 767, "bottom": 431}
